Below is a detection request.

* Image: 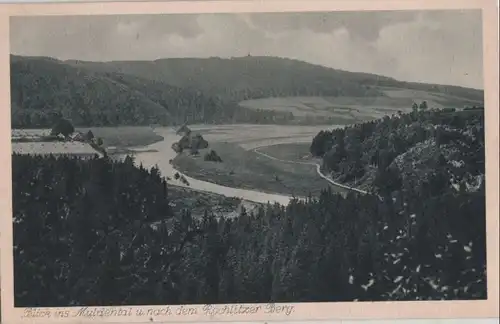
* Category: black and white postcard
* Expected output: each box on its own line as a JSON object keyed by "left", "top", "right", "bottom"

{"left": 1, "top": 0, "right": 498, "bottom": 323}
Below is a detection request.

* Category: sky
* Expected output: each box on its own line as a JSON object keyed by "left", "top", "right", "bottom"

{"left": 10, "top": 9, "right": 483, "bottom": 89}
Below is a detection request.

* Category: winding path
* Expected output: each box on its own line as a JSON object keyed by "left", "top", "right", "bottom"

{"left": 253, "top": 147, "right": 368, "bottom": 195}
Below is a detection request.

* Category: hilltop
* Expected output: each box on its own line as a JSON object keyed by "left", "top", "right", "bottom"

{"left": 11, "top": 55, "right": 484, "bottom": 128}
{"left": 65, "top": 55, "right": 484, "bottom": 102}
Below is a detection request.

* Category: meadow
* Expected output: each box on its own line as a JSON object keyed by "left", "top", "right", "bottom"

{"left": 173, "top": 141, "right": 341, "bottom": 197}
{"left": 238, "top": 87, "right": 484, "bottom": 122}
{"left": 76, "top": 126, "right": 164, "bottom": 149}
{"left": 255, "top": 143, "right": 314, "bottom": 162}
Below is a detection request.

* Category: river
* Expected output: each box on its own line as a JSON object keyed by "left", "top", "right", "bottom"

{"left": 129, "top": 127, "right": 297, "bottom": 205}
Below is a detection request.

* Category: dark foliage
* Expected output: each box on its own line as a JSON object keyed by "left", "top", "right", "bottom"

{"left": 204, "top": 150, "right": 223, "bottom": 163}
{"left": 64, "top": 55, "right": 484, "bottom": 103}
{"left": 176, "top": 124, "right": 191, "bottom": 136}
{"left": 176, "top": 133, "right": 209, "bottom": 152}
{"left": 310, "top": 109, "right": 485, "bottom": 196}
{"left": 85, "top": 130, "right": 95, "bottom": 140}
{"left": 11, "top": 55, "right": 483, "bottom": 128}
{"left": 10, "top": 57, "right": 303, "bottom": 128}
{"left": 13, "top": 124, "right": 486, "bottom": 306}
{"left": 50, "top": 118, "right": 75, "bottom": 137}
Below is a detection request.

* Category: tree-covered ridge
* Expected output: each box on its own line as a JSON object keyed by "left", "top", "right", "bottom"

{"left": 13, "top": 147, "right": 486, "bottom": 306}
{"left": 11, "top": 55, "right": 483, "bottom": 129}
{"left": 66, "top": 55, "right": 484, "bottom": 103}
{"left": 10, "top": 56, "right": 295, "bottom": 128}
{"left": 310, "top": 107, "right": 485, "bottom": 196}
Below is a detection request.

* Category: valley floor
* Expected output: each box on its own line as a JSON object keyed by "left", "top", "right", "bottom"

{"left": 173, "top": 141, "right": 334, "bottom": 197}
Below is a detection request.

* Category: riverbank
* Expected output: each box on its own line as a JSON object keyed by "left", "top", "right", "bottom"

{"left": 129, "top": 127, "right": 298, "bottom": 205}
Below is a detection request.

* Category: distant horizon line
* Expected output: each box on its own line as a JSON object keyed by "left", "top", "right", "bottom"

{"left": 10, "top": 53, "right": 485, "bottom": 92}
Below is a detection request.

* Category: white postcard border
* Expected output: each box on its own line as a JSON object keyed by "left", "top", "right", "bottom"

{"left": 0, "top": 1, "right": 498, "bottom": 323}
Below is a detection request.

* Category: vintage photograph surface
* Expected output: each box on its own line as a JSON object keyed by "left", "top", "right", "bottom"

{"left": 8, "top": 8, "right": 489, "bottom": 309}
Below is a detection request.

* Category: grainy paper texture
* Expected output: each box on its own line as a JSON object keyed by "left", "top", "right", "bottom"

{"left": 0, "top": 0, "right": 498, "bottom": 323}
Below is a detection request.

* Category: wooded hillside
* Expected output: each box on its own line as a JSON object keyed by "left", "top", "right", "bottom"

{"left": 67, "top": 56, "right": 484, "bottom": 103}
{"left": 311, "top": 107, "right": 485, "bottom": 196}
{"left": 10, "top": 56, "right": 294, "bottom": 128}
{"left": 11, "top": 55, "right": 483, "bottom": 128}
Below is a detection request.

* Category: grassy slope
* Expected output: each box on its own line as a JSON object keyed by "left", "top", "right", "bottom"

{"left": 256, "top": 143, "right": 313, "bottom": 162}
{"left": 239, "top": 88, "right": 484, "bottom": 122}
{"left": 75, "top": 126, "right": 163, "bottom": 149}
{"left": 172, "top": 142, "right": 342, "bottom": 197}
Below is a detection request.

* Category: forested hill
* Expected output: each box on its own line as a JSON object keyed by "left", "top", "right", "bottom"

{"left": 10, "top": 56, "right": 293, "bottom": 128}
{"left": 310, "top": 107, "right": 485, "bottom": 198}
{"left": 67, "top": 55, "right": 484, "bottom": 102}
{"left": 11, "top": 54, "right": 484, "bottom": 128}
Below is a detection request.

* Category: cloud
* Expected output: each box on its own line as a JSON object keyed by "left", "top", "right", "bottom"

{"left": 10, "top": 10, "right": 483, "bottom": 88}
{"left": 246, "top": 11, "right": 418, "bottom": 41}
{"left": 374, "top": 10, "right": 483, "bottom": 88}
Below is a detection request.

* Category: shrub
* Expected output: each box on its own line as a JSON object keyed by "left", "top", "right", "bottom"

{"left": 85, "top": 130, "right": 95, "bottom": 141}
{"left": 50, "top": 118, "right": 74, "bottom": 138}
{"left": 204, "top": 150, "right": 222, "bottom": 162}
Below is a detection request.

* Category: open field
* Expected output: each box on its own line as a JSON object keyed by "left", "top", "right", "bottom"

{"left": 239, "top": 96, "right": 380, "bottom": 123}
{"left": 188, "top": 124, "right": 333, "bottom": 148}
{"left": 238, "top": 87, "right": 484, "bottom": 122}
{"left": 76, "top": 126, "right": 164, "bottom": 149}
{"left": 11, "top": 129, "right": 50, "bottom": 140}
{"left": 172, "top": 142, "right": 327, "bottom": 197}
{"left": 256, "top": 143, "right": 314, "bottom": 163}
{"left": 173, "top": 141, "right": 343, "bottom": 197}
{"left": 12, "top": 141, "right": 101, "bottom": 157}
